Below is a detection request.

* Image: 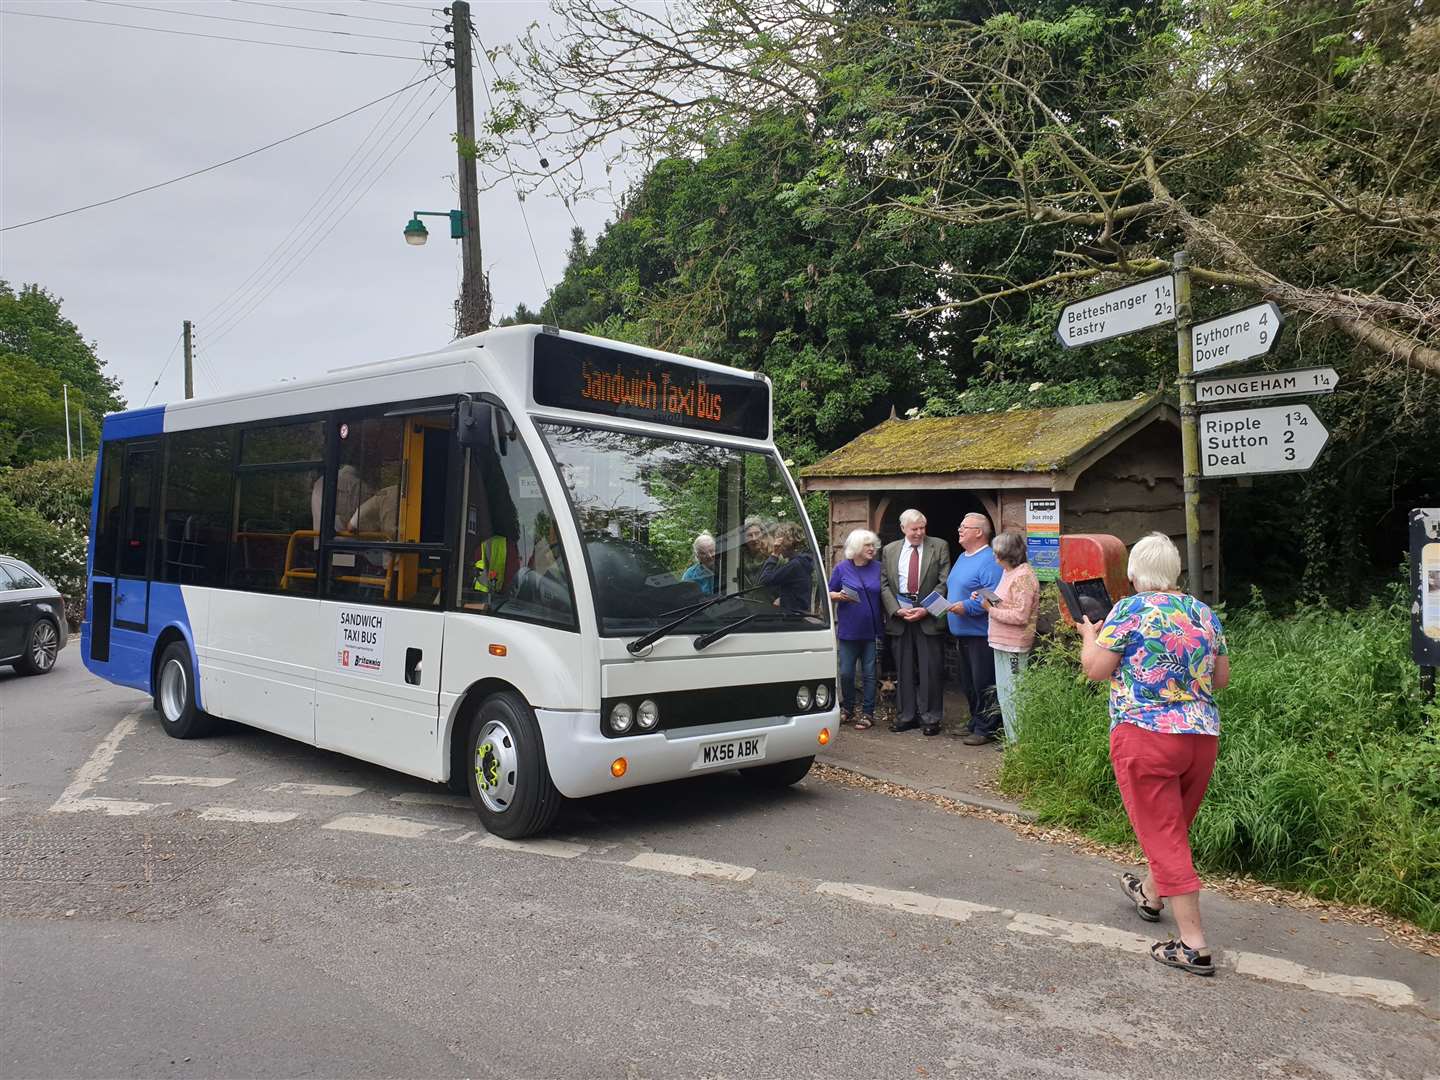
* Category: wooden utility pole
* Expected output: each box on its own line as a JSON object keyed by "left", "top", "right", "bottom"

{"left": 451, "top": 1, "right": 490, "bottom": 336}
{"left": 1173, "top": 251, "right": 1204, "bottom": 600}
{"left": 183, "top": 319, "right": 195, "bottom": 400}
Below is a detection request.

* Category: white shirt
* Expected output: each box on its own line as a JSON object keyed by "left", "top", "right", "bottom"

{"left": 897, "top": 542, "right": 924, "bottom": 595}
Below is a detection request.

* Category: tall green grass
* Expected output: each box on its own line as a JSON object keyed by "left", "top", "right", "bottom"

{"left": 1000, "top": 585, "right": 1440, "bottom": 930}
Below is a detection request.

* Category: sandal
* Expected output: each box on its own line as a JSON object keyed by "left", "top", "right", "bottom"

{"left": 853, "top": 715, "right": 874, "bottom": 730}
{"left": 1150, "top": 938, "right": 1214, "bottom": 976}
{"left": 1120, "top": 872, "right": 1163, "bottom": 922}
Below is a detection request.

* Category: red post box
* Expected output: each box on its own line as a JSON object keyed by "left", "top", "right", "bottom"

{"left": 1058, "top": 534, "right": 1132, "bottom": 626}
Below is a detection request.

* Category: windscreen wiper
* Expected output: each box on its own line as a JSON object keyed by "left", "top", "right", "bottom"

{"left": 693, "top": 611, "right": 770, "bottom": 651}
{"left": 626, "top": 584, "right": 774, "bottom": 655}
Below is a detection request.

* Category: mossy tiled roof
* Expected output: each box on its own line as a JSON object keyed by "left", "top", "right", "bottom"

{"left": 801, "top": 396, "right": 1162, "bottom": 479}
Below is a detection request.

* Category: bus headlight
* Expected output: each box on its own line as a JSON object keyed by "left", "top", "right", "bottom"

{"left": 795, "top": 685, "right": 812, "bottom": 712}
{"left": 637, "top": 699, "right": 660, "bottom": 730}
{"left": 610, "top": 702, "right": 634, "bottom": 734}
{"left": 814, "top": 683, "right": 830, "bottom": 710}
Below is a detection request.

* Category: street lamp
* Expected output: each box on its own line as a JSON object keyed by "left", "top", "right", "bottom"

{"left": 403, "top": 209, "right": 466, "bottom": 247}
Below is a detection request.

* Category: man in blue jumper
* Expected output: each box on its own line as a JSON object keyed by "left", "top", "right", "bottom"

{"left": 945, "top": 512, "right": 1004, "bottom": 744}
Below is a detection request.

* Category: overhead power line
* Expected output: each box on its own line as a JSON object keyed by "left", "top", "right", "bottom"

{"left": 200, "top": 79, "right": 452, "bottom": 350}
{"left": 1, "top": 9, "right": 427, "bottom": 61}
{"left": 141, "top": 329, "right": 185, "bottom": 407}
{"left": 355, "top": 0, "right": 438, "bottom": 12}
{"left": 197, "top": 67, "right": 438, "bottom": 337}
{"left": 86, "top": 0, "right": 426, "bottom": 44}
{"left": 2, "top": 73, "right": 442, "bottom": 232}
{"left": 229, "top": 0, "right": 437, "bottom": 29}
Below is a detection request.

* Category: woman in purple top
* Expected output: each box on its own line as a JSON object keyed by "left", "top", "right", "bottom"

{"left": 827, "top": 529, "right": 886, "bottom": 729}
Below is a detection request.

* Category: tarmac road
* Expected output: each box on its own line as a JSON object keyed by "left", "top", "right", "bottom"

{"left": 2, "top": 653, "right": 1436, "bottom": 1079}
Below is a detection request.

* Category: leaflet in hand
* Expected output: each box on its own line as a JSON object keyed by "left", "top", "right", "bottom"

{"left": 840, "top": 585, "right": 860, "bottom": 602}
{"left": 919, "top": 589, "right": 949, "bottom": 616}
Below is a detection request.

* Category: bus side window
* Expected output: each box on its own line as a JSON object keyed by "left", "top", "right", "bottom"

{"left": 462, "top": 426, "right": 576, "bottom": 628}
{"left": 93, "top": 442, "right": 124, "bottom": 577}
{"left": 230, "top": 420, "right": 324, "bottom": 595}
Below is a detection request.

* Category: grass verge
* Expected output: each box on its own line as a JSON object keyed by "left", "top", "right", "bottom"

{"left": 999, "top": 585, "right": 1440, "bottom": 931}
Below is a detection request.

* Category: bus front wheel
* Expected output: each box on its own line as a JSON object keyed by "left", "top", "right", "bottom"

{"left": 465, "top": 691, "right": 562, "bottom": 839}
{"left": 740, "top": 755, "right": 815, "bottom": 787}
{"left": 153, "top": 641, "right": 216, "bottom": 739}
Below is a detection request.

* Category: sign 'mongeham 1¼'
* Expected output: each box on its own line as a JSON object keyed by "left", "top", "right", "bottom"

{"left": 1054, "top": 275, "right": 1175, "bottom": 349}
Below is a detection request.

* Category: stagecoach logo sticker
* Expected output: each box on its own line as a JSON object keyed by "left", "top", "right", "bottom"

{"left": 335, "top": 607, "right": 385, "bottom": 675}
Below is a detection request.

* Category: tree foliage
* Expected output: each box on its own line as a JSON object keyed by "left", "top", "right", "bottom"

{"left": 484, "top": 0, "right": 1438, "bottom": 600}
{"left": 0, "top": 456, "right": 95, "bottom": 622}
{"left": 0, "top": 282, "right": 124, "bottom": 467}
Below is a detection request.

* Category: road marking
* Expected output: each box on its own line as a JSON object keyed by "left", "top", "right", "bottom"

{"left": 51, "top": 797, "right": 164, "bottom": 816}
{"left": 1007, "top": 911, "right": 1151, "bottom": 954}
{"left": 626, "top": 852, "right": 756, "bottom": 882}
{"left": 50, "top": 711, "right": 142, "bottom": 810}
{"left": 390, "top": 792, "right": 472, "bottom": 809}
{"left": 199, "top": 807, "right": 299, "bottom": 824}
{"left": 1228, "top": 950, "right": 1416, "bottom": 1009}
{"left": 321, "top": 813, "right": 450, "bottom": 839}
{"left": 140, "top": 775, "right": 236, "bottom": 787}
{"left": 478, "top": 834, "right": 588, "bottom": 859}
{"left": 814, "top": 884, "right": 1418, "bottom": 1010}
{"left": 267, "top": 782, "right": 364, "bottom": 797}
{"left": 818, "top": 881, "right": 997, "bottom": 922}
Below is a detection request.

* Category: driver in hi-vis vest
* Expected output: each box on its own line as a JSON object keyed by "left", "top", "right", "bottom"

{"left": 465, "top": 443, "right": 520, "bottom": 607}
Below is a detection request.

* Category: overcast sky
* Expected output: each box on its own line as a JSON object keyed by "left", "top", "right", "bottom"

{"left": 1, "top": 0, "right": 616, "bottom": 410}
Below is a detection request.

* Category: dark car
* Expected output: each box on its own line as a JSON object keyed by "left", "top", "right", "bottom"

{"left": 0, "top": 556, "right": 68, "bottom": 675}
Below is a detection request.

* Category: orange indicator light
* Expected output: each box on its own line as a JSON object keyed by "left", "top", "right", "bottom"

{"left": 488, "top": 644, "right": 507, "bottom": 657}
{"left": 611, "top": 757, "right": 628, "bottom": 778}
{"left": 818, "top": 727, "right": 831, "bottom": 746}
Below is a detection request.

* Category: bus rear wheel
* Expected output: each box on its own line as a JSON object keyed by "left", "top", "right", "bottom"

{"left": 740, "top": 755, "right": 815, "bottom": 787}
{"left": 153, "top": 641, "right": 216, "bottom": 739}
{"left": 465, "top": 691, "right": 561, "bottom": 839}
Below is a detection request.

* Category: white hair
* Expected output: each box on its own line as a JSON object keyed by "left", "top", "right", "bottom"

{"left": 962, "top": 512, "right": 993, "bottom": 539}
{"left": 692, "top": 532, "right": 715, "bottom": 558}
{"left": 1128, "top": 531, "right": 1183, "bottom": 592}
{"left": 898, "top": 508, "right": 926, "bottom": 528}
{"left": 842, "top": 529, "right": 882, "bottom": 560}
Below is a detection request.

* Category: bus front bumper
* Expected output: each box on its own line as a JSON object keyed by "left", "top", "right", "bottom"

{"left": 535, "top": 709, "right": 839, "bottom": 800}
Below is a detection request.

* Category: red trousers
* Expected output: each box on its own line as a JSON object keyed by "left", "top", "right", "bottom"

{"left": 1109, "top": 722, "right": 1219, "bottom": 897}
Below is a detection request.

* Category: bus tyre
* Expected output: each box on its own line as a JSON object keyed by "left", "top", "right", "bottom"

{"left": 740, "top": 755, "right": 815, "bottom": 787}
{"left": 154, "top": 641, "right": 216, "bottom": 739}
{"left": 466, "top": 691, "right": 561, "bottom": 839}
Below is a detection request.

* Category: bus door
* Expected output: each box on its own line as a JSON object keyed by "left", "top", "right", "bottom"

{"left": 315, "top": 413, "right": 451, "bottom": 778}
{"left": 89, "top": 440, "right": 159, "bottom": 689}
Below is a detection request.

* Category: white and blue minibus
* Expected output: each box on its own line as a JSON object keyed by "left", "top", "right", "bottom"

{"left": 82, "top": 326, "right": 838, "bottom": 836}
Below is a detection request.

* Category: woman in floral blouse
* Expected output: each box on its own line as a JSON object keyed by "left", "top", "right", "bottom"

{"left": 980, "top": 531, "right": 1039, "bottom": 744}
{"left": 1078, "top": 532, "right": 1230, "bottom": 977}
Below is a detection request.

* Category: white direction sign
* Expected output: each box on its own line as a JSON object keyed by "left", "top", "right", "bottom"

{"left": 1055, "top": 275, "right": 1175, "bottom": 349}
{"left": 1195, "top": 366, "right": 1339, "bottom": 406}
{"left": 1201, "top": 404, "right": 1329, "bottom": 477}
{"left": 1192, "top": 301, "right": 1283, "bottom": 373}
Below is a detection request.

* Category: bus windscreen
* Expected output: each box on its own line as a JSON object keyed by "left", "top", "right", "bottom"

{"left": 532, "top": 334, "right": 770, "bottom": 440}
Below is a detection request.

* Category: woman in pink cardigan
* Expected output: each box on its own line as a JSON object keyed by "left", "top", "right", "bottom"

{"left": 979, "top": 531, "right": 1040, "bottom": 743}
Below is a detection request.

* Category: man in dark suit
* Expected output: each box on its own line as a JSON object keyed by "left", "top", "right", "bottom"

{"left": 880, "top": 509, "right": 951, "bottom": 735}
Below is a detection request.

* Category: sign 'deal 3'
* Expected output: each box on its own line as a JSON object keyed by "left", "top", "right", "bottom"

{"left": 1200, "top": 404, "right": 1329, "bottom": 478}
{"left": 1054, "top": 275, "right": 1175, "bottom": 349}
{"left": 1192, "top": 301, "right": 1283, "bottom": 374}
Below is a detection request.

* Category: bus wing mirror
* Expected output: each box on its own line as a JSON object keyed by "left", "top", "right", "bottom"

{"left": 457, "top": 399, "right": 498, "bottom": 452}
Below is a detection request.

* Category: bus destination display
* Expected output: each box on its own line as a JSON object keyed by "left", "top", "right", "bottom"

{"left": 533, "top": 334, "right": 769, "bottom": 440}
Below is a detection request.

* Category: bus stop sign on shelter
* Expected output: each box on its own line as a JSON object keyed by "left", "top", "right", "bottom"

{"left": 1054, "top": 275, "right": 1175, "bottom": 348}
